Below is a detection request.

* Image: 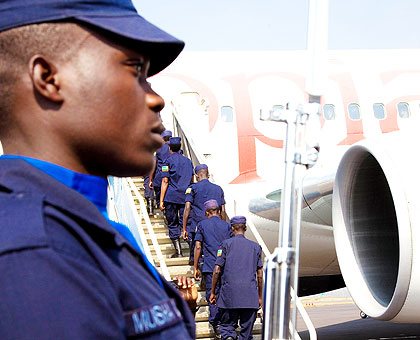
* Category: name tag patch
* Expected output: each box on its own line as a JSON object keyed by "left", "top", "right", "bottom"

{"left": 217, "top": 249, "right": 222, "bottom": 256}
{"left": 125, "top": 298, "right": 183, "bottom": 337}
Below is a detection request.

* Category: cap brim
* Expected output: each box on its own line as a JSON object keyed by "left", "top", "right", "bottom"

{"left": 76, "top": 14, "right": 184, "bottom": 76}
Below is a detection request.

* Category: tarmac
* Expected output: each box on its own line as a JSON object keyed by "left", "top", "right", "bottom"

{"left": 295, "top": 288, "right": 420, "bottom": 340}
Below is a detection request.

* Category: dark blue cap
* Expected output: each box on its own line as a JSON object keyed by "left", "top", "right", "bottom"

{"left": 0, "top": 0, "right": 184, "bottom": 76}
{"left": 161, "top": 130, "right": 172, "bottom": 138}
{"left": 230, "top": 216, "right": 246, "bottom": 225}
{"left": 169, "top": 136, "right": 181, "bottom": 145}
{"left": 194, "top": 164, "right": 208, "bottom": 174}
{"left": 204, "top": 199, "right": 219, "bottom": 210}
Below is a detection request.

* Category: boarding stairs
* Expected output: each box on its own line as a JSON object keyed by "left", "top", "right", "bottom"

{"left": 108, "top": 176, "right": 263, "bottom": 339}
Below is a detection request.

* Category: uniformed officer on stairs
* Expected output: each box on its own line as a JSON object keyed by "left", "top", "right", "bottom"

{"left": 210, "top": 216, "right": 264, "bottom": 340}
{"left": 182, "top": 163, "right": 226, "bottom": 265}
{"left": 149, "top": 129, "right": 172, "bottom": 210}
{"left": 194, "top": 199, "right": 232, "bottom": 339}
{"left": 160, "top": 136, "right": 194, "bottom": 258}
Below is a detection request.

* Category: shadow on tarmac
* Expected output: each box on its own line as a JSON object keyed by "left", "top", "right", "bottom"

{"left": 299, "top": 318, "right": 420, "bottom": 340}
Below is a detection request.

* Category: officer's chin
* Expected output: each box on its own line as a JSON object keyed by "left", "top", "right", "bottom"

{"left": 108, "top": 157, "right": 154, "bottom": 178}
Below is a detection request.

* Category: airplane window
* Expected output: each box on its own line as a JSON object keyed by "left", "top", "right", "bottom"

{"left": 268, "top": 105, "right": 285, "bottom": 121}
{"left": 373, "top": 103, "right": 386, "bottom": 120}
{"left": 348, "top": 103, "right": 361, "bottom": 120}
{"left": 397, "top": 102, "right": 410, "bottom": 118}
{"left": 323, "top": 104, "right": 335, "bottom": 120}
{"left": 220, "top": 106, "right": 234, "bottom": 122}
{"left": 272, "top": 104, "right": 285, "bottom": 112}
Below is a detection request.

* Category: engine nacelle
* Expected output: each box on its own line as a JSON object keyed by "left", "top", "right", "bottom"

{"left": 333, "top": 132, "right": 420, "bottom": 322}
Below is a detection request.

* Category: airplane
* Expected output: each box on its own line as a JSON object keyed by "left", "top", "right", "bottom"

{"left": 147, "top": 48, "right": 420, "bottom": 323}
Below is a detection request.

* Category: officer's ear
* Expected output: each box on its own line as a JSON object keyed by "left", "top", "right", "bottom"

{"left": 29, "top": 55, "right": 63, "bottom": 104}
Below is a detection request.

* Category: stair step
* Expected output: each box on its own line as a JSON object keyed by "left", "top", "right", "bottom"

{"left": 150, "top": 242, "right": 189, "bottom": 254}
{"left": 141, "top": 222, "right": 168, "bottom": 233}
{"left": 195, "top": 306, "right": 210, "bottom": 322}
{"left": 195, "top": 321, "right": 262, "bottom": 338}
{"left": 151, "top": 251, "right": 191, "bottom": 262}
{"left": 143, "top": 226, "right": 168, "bottom": 234}
{"left": 146, "top": 233, "right": 173, "bottom": 245}
{"left": 166, "top": 264, "right": 195, "bottom": 278}
{"left": 153, "top": 254, "right": 192, "bottom": 267}
{"left": 144, "top": 227, "right": 169, "bottom": 236}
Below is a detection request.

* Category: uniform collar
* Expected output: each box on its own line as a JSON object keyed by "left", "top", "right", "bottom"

{"left": 0, "top": 155, "right": 108, "bottom": 215}
{"left": 0, "top": 157, "right": 129, "bottom": 246}
{"left": 234, "top": 233, "right": 245, "bottom": 238}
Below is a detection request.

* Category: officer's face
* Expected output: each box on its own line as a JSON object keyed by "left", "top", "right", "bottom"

{"left": 57, "top": 26, "right": 165, "bottom": 177}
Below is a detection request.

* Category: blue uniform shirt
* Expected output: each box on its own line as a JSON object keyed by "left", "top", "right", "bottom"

{"left": 195, "top": 216, "right": 232, "bottom": 273}
{"left": 0, "top": 154, "right": 163, "bottom": 288}
{"left": 185, "top": 179, "right": 225, "bottom": 231}
{"left": 162, "top": 153, "right": 193, "bottom": 204}
{"left": 215, "top": 234, "right": 263, "bottom": 309}
{"left": 152, "top": 143, "right": 171, "bottom": 187}
{"left": 0, "top": 158, "right": 195, "bottom": 339}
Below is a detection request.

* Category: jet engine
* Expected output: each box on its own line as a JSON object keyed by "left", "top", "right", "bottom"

{"left": 332, "top": 132, "right": 420, "bottom": 322}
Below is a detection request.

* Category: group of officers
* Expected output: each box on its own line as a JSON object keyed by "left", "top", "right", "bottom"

{"left": 145, "top": 130, "right": 264, "bottom": 340}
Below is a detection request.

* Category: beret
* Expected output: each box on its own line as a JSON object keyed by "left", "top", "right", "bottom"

{"left": 204, "top": 199, "right": 219, "bottom": 210}
{"left": 230, "top": 216, "right": 246, "bottom": 224}
{"left": 169, "top": 137, "right": 181, "bottom": 145}
{"left": 194, "top": 164, "right": 208, "bottom": 174}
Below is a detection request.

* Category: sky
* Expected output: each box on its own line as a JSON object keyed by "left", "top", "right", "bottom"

{"left": 133, "top": 0, "right": 420, "bottom": 51}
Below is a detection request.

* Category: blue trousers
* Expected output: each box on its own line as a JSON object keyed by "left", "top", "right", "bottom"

{"left": 164, "top": 202, "right": 184, "bottom": 240}
{"left": 191, "top": 230, "right": 204, "bottom": 265}
{"left": 187, "top": 231, "right": 195, "bottom": 262}
{"left": 143, "top": 176, "right": 154, "bottom": 199}
{"left": 219, "top": 308, "right": 257, "bottom": 340}
{"left": 154, "top": 186, "right": 161, "bottom": 206}
{"left": 204, "top": 272, "right": 221, "bottom": 326}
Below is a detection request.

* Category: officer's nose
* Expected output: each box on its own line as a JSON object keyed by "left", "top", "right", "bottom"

{"left": 145, "top": 87, "right": 165, "bottom": 113}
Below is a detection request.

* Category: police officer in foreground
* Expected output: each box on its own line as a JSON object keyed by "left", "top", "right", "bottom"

{"left": 183, "top": 163, "right": 226, "bottom": 265}
{"left": 210, "top": 216, "right": 264, "bottom": 340}
{"left": 0, "top": 1, "right": 196, "bottom": 339}
{"left": 150, "top": 129, "right": 172, "bottom": 209}
{"left": 160, "top": 136, "right": 194, "bottom": 258}
{"left": 194, "top": 199, "right": 232, "bottom": 339}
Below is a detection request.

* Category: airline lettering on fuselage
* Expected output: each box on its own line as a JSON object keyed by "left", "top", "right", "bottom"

{"left": 164, "top": 69, "right": 417, "bottom": 184}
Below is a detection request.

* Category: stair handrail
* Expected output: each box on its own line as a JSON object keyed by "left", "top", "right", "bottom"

{"left": 108, "top": 177, "right": 171, "bottom": 281}
{"left": 108, "top": 177, "right": 154, "bottom": 262}
{"left": 126, "top": 177, "right": 171, "bottom": 281}
{"left": 172, "top": 108, "right": 317, "bottom": 340}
